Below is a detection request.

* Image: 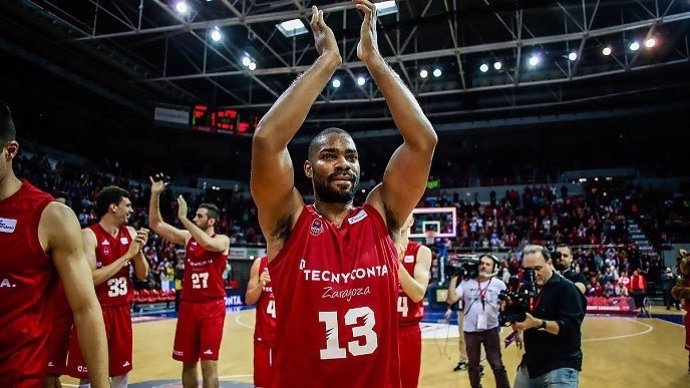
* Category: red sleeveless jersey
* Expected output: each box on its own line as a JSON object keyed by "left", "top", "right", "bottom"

{"left": 181, "top": 236, "right": 227, "bottom": 302}
{"left": 0, "top": 180, "right": 55, "bottom": 383}
{"left": 398, "top": 241, "right": 425, "bottom": 326}
{"left": 268, "top": 204, "right": 401, "bottom": 388}
{"left": 89, "top": 223, "right": 134, "bottom": 306}
{"left": 254, "top": 256, "right": 276, "bottom": 346}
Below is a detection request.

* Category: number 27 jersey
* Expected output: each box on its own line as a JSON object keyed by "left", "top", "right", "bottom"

{"left": 182, "top": 236, "right": 228, "bottom": 302}
{"left": 268, "top": 204, "right": 401, "bottom": 388}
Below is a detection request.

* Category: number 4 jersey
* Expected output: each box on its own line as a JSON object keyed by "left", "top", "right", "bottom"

{"left": 255, "top": 256, "right": 276, "bottom": 347}
{"left": 89, "top": 223, "right": 134, "bottom": 305}
{"left": 268, "top": 204, "right": 402, "bottom": 388}
{"left": 182, "top": 236, "right": 228, "bottom": 302}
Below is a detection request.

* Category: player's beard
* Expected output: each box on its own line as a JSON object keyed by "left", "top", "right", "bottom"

{"left": 195, "top": 220, "right": 210, "bottom": 230}
{"left": 313, "top": 172, "right": 358, "bottom": 204}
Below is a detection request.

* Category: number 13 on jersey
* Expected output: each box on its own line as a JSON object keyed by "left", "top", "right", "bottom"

{"left": 318, "top": 307, "right": 378, "bottom": 360}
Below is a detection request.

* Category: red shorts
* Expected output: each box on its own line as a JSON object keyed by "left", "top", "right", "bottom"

{"left": 67, "top": 304, "right": 132, "bottom": 378}
{"left": 46, "top": 311, "right": 73, "bottom": 375}
{"left": 172, "top": 299, "right": 226, "bottom": 363}
{"left": 254, "top": 341, "right": 273, "bottom": 388}
{"left": 398, "top": 323, "right": 422, "bottom": 388}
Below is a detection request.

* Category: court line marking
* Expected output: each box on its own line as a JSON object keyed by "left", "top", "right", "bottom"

{"left": 218, "top": 374, "right": 253, "bottom": 379}
{"left": 581, "top": 318, "right": 653, "bottom": 342}
{"left": 234, "top": 311, "right": 255, "bottom": 330}
{"left": 652, "top": 316, "right": 685, "bottom": 327}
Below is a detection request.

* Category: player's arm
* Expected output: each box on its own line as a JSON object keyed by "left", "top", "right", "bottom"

{"left": 251, "top": 6, "right": 339, "bottom": 253}
{"left": 245, "top": 259, "right": 264, "bottom": 305}
{"left": 176, "top": 195, "right": 230, "bottom": 252}
{"left": 398, "top": 245, "right": 432, "bottom": 303}
{"left": 41, "top": 203, "right": 109, "bottom": 388}
{"left": 446, "top": 275, "right": 462, "bottom": 305}
{"left": 357, "top": 0, "right": 437, "bottom": 228}
{"left": 148, "top": 176, "right": 190, "bottom": 246}
{"left": 128, "top": 226, "right": 150, "bottom": 280}
{"left": 88, "top": 228, "right": 141, "bottom": 286}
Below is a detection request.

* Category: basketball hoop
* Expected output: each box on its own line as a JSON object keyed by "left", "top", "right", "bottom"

{"left": 424, "top": 229, "right": 437, "bottom": 245}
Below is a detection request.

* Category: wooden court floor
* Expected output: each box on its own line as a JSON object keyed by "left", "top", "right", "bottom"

{"left": 62, "top": 308, "right": 690, "bottom": 387}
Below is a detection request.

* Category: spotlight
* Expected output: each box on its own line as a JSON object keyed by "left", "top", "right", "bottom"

{"left": 493, "top": 61, "right": 502, "bottom": 70}
{"left": 419, "top": 69, "right": 428, "bottom": 78}
{"left": 644, "top": 38, "right": 656, "bottom": 48}
{"left": 433, "top": 68, "right": 442, "bottom": 77}
{"left": 242, "top": 56, "right": 252, "bottom": 66}
{"left": 629, "top": 41, "right": 640, "bottom": 51}
{"left": 175, "top": 1, "right": 188, "bottom": 14}
{"left": 479, "top": 64, "right": 489, "bottom": 73}
{"left": 602, "top": 46, "right": 612, "bottom": 56}
{"left": 332, "top": 79, "right": 341, "bottom": 88}
{"left": 210, "top": 28, "right": 222, "bottom": 42}
{"left": 357, "top": 76, "right": 366, "bottom": 86}
{"left": 528, "top": 54, "right": 540, "bottom": 67}
{"left": 568, "top": 52, "right": 577, "bottom": 61}
{"left": 248, "top": 62, "right": 257, "bottom": 70}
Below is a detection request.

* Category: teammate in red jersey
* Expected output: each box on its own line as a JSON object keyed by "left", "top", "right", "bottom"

{"left": 397, "top": 215, "right": 432, "bottom": 388}
{"left": 0, "top": 102, "right": 108, "bottom": 387}
{"left": 245, "top": 256, "right": 276, "bottom": 388}
{"left": 250, "top": 1, "right": 437, "bottom": 386}
{"left": 67, "top": 186, "right": 150, "bottom": 387}
{"left": 149, "top": 175, "right": 230, "bottom": 388}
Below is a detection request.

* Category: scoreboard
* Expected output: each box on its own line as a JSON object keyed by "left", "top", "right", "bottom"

{"left": 190, "top": 105, "right": 259, "bottom": 136}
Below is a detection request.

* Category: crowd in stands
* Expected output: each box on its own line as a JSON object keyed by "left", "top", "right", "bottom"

{"left": 14, "top": 150, "right": 688, "bottom": 304}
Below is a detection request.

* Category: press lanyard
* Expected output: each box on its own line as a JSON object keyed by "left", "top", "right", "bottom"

{"left": 479, "top": 279, "right": 492, "bottom": 310}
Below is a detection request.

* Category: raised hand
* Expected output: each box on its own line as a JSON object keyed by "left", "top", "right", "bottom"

{"left": 149, "top": 173, "right": 169, "bottom": 195}
{"left": 134, "top": 228, "right": 150, "bottom": 247}
{"left": 176, "top": 195, "right": 188, "bottom": 220}
{"left": 354, "top": 0, "right": 380, "bottom": 62}
{"left": 310, "top": 5, "right": 340, "bottom": 58}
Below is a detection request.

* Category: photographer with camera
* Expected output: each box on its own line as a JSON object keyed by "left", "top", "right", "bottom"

{"left": 512, "top": 245, "right": 586, "bottom": 388}
{"left": 553, "top": 245, "right": 588, "bottom": 295}
{"left": 447, "top": 255, "right": 511, "bottom": 388}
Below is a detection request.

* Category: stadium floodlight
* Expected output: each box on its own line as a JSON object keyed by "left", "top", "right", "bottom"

{"left": 175, "top": 1, "right": 188, "bottom": 14}
{"left": 419, "top": 69, "right": 428, "bottom": 78}
{"left": 629, "top": 41, "right": 640, "bottom": 51}
{"left": 277, "top": 19, "right": 308, "bottom": 37}
{"left": 493, "top": 61, "right": 502, "bottom": 70}
{"left": 568, "top": 52, "right": 577, "bottom": 61}
{"left": 602, "top": 46, "right": 612, "bottom": 56}
{"left": 357, "top": 76, "right": 366, "bottom": 86}
{"left": 248, "top": 62, "right": 257, "bottom": 70}
{"left": 210, "top": 27, "right": 222, "bottom": 42}
{"left": 644, "top": 38, "right": 656, "bottom": 48}
{"left": 528, "top": 54, "right": 540, "bottom": 67}
{"left": 433, "top": 68, "right": 442, "bottom": 77}
{"left": 332, "top": 79, "right": 341, "bottom": 88}
{"left": 479, "top": 64, "right": 489, "bottom": 73}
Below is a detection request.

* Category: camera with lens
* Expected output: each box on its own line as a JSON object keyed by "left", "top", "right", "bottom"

{"left": 447, "top": 257, "right": 480, "bottom": 280}
{"left": 498, "top": 268, "right": 537, "bottom": 326}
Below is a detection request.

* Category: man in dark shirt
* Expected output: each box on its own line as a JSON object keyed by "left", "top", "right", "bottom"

{"left": 513, "top": 245, "right": 586, "bottom": 388}
{"left": 554, "top": 245, "right": 588, "bottom": 295}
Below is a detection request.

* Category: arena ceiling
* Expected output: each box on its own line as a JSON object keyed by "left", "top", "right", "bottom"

{"left": 2, "top": 0, "right": 690, "bottom": 133}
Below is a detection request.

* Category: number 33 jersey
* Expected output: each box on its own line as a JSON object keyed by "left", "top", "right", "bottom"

{"left": 268, "top": 204, "right": 402, "bottom": 388}
{"left": 182, "top": 236, "right": 228, "bottom": 302}
{"left": 89, "top": 223, "right": 134, "bottom": 306}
